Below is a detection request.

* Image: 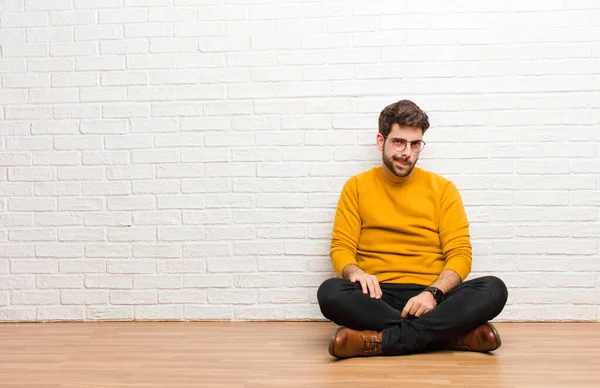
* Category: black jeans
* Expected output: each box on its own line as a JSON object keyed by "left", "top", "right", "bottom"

{"left": 317, "top": 276, "right": 508, "bottom": 355}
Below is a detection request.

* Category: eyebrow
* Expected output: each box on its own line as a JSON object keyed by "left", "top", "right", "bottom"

{"left": 388, "top": 137, "right": 423, "bottom": 143}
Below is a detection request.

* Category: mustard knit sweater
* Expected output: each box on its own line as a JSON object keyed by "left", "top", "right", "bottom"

{"left": 330, "top": 166, "right": 472, "bottom": 285}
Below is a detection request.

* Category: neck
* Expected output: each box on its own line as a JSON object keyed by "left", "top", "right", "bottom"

{"left": 381, "top": 164, "right": 415, "bottom": 184}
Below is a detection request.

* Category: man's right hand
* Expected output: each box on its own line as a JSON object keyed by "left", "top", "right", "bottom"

{"left": 342, "top": 264, "right": 382, "bottom": 299}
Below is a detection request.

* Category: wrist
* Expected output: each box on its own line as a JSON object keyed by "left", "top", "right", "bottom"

{"left": 423, "top": 286, "right": 444, "bottom": 304}
{"left": 342, "top": 264, "right": 363, "bottom": 279}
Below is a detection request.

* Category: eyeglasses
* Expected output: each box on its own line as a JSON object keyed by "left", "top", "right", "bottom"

{"left": 383, "top": 136, "right": 426, "bottom": 153}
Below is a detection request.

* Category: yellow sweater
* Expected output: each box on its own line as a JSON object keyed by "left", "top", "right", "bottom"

{"left": 330, "top": 166, "right": 472, "bottom": 285}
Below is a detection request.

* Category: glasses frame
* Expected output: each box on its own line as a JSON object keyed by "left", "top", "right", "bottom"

{"left": 383, "top": 135, "right": 426, "bottom": 153}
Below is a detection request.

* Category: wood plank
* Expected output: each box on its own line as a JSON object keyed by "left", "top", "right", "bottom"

{"left": 0, "top": 322, "right": 599, "bottom": 387}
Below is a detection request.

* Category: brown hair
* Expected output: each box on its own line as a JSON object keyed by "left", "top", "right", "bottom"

{"left": 378, "top": 100, "right": 430, "bottom": 137}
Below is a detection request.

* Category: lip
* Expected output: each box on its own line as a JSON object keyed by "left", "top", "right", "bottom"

{"left": 395, "top": 160, "right": 408, "bottom": 166}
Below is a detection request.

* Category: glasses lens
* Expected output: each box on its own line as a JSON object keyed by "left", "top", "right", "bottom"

{"left": 411, "top": 141, "right": 424, "bottom": 153}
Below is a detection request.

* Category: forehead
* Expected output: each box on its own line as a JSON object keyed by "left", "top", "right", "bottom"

{"left": 389, "top": 124, "right": 423, "bottom": 140}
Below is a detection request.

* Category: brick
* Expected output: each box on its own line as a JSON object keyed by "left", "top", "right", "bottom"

{"left": 258, "top": 257, "right": 308, "bottom": 272}
{"left": 99, "top": 9, "right": 148, "bottom": 24}
{"left": 35, "top": 213, "right": 81, "bottom": 226}
{"left": 152, "top": 102, "right": 203, "bottom": 117}
{"left": 159, "top": 289, "right": 206, "bottom": 303}
{"left": 82, "top": 151, "right": 129, "bottom": 166}
{"left": 259, "top": 288, "right": 310, "bottom": 303}
{"left": 102, "top": 103, "right": 150, "bottom": 118}
{"left": 38, "top": 307, "right": 85, "bottom": 321}
{"left": 87, "top": 307, "right": 133, "bottom": 321}
{"left": 60, "top": 259, "right": 106, "bottom": 273}
{"left": 50, "top": 42, "right": 97, "bottom": 57}
{"left": 54, "top": 104, "right": 102, "bottom": 119}
{"left": 0, "top": 308, "right": 36, "bottom": 321}
{"left": 10, "top": 259, "right": 57, "bottom": 273}
{"left": 0, "top": 59, "right": 26, "bottom": 73}
{"left": 183, "top": 243, "right": 232, "bottom": 258}
{"left": 86, "top": 275, "right": 132, "bottom": 289}
{"left": 37, "top": 275, "right": 83, "bottom": 289}
{"left": 185, "top": 274, "right": 232, "bottom": 288}
{"left": 0, "top": 183, "right": 33, "bottom": 197}
{"left": 81, "top": 87, "right": 127, "bottom": 103}
{"left": 0, "top": 153, "right": 32, "bottom": 166}
{"left": 75, "top": 26, "right": 122, "bottom": 41}
{"left": 6, "top": 136, "right": 53, "bottom": 151}
{"left": 6, "top": 106, "right": 53, "bottom": 120}
{"left": 107, "top": 260, "right": 155, "bottom": 274}
{"left": 8, "top": 167, "right": 55, "bottom": 181}
{"left": 50, "top": 11, "right": 96, "bottom": 26}
{"left": 1, "top": 12, "right": 48, "bottom": 28}
{"left": 158, "top": 260, "right": 205, "bottom": 274}
{"left": 101, "top": 71, "right": 148, "bottom": 86}
{"left": 110, "top": 290, "right": 157, "bottom": 305}
{"left": 132, "top": 180, "right": 181, "bottom": 194}
{"left": 52, "top": 73, "right": 97, "bottom": 88}
{"left": 80, "top": 119, "right": 128, "bottom": 134}
{"left": 84, "top": 213, "right": 130, "bottom": 227}
{"left": 34, "top": 182, "right": 81, "bottom": 196}
{"left": 105, "top": 135, "right": 153, "bottom": 150}
{"left": 125, "top": 24, "right": 172, "bottom": 38}
{"left": 134, "top": 275, "right": 182, "bottom": 289}
{"left": 134, "top": 306, "right": 183, "bottom": 320}
{"left": 61, "top": 290, "right": 108, "bottom": 305}
{"left": 108, "top": 196, "right": 155, "bottom": 211}
{"left": 208, "top": 290, "right": 256, "bottom": 305}
{"left": 58, "top": 197, "right": 103, "bottom": 211}
{"left": 58, "top": 227, "right": 104, "bottom": 242}
{"left": 106, "top": 165, "right": 154, "bottom": 180}
{"left": 133, "top": 244, "right": 181, "bottom": 258}
{"left": 58, "top": 167, "right": 104, "bottom": 181}
{"left": 150, "top": 38, "right": 197, "bottom": 53}
{"left": 9, "top": 229, "right": 57, "bottom": 242}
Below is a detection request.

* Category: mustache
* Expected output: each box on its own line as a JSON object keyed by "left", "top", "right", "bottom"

{"left": 392, "top": 156, "right": 410, "bottom": 163}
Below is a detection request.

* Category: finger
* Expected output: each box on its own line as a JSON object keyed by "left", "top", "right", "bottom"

{"left": 409, "top": 302, "right": 421, "bottom": 317}
{"left": 373, "top": 279, "right": 383, "bottom": 299}
{"left": 401, "top": 301, "right": 412, "bottom": 319}
{"left": 414, "top": 306, "right": 428, "bottom": 318}
{"left": 367, "top": 278, "right": 377, "bottom": 298}
{"left": 359, "top": 278, "right": 368, "bottom": 294}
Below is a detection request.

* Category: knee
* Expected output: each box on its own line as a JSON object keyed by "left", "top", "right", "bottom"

{"left": 317, "top": 277, "right": 346, "bottom": 307}
{"left": 480, "top": 276, "right": 508, "bottom": 307}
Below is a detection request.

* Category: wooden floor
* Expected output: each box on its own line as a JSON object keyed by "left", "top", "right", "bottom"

{"left": 1, "top": 322, "right": 599, "bottom": 387}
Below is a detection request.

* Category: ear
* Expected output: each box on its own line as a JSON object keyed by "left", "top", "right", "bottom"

{"left": 376, "top": 133, "right": 385, "bottom": 151}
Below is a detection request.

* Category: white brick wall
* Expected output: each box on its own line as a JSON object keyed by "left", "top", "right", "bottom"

{"left": 1, "top": 0, "right": 599, "bottom": 322}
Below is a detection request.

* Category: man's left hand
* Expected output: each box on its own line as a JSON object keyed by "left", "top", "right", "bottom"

{"left": 401, "top": 292, "right": 436, "bottom": 318}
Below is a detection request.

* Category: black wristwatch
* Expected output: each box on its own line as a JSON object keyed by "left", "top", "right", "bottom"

{"left": 424, "top": 286, "right": 444, "bottom": 304}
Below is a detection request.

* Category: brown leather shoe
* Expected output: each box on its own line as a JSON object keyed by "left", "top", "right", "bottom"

{"left": 328, "top": 327, "right": 384, "bottom": 359}
{"left": 446, "top": 322, "right": 501, "bottom": 352}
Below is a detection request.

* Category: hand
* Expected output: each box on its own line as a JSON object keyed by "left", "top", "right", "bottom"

{"left": 401, "top": 291, "right": 436, "bottom": 318}
{"left": 343, "top": 265, "right": 382, "bottom": 299}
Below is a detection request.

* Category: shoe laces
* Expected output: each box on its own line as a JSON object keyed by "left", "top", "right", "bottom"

{"left": 448, "top": 336, "right": 470, "bottom": 351}
{"left": 360, "top": 334, "right": 382, "bottom": 354}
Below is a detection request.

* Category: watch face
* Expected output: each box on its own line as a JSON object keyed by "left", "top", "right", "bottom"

{"left": 427, "top": 287, "right": 443, "bottom": 302}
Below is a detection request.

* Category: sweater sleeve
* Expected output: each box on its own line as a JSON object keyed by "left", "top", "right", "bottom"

{"left": 330, "top": 176, "right": 361, "bottom": 277}
{"left": 439, "top": 181, "right": 472, "bottom": 280}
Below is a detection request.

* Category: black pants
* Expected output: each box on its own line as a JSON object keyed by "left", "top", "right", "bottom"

{"left": 317, "top": 276, "right": 508, "bottom": 355}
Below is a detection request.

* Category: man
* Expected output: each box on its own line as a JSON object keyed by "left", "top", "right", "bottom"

{"left": 317, "top": 100, "right": 508, "bottom": 359}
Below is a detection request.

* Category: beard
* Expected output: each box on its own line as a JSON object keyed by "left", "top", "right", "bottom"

{"left": 383, "top": 154, "right": 416, "bottom": 178}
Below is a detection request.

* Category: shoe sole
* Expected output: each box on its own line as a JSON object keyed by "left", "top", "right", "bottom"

{"left": 484, "top": 322, "right": 502, "bottom": 351}
{"left": 328, "top": 326, "right": 346, "bottom": 358}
